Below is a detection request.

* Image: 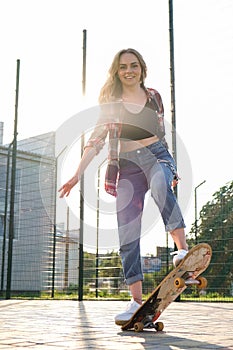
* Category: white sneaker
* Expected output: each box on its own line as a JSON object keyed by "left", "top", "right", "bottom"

{"left": 171, "top": 249, "right": 188, "bottom": 267}
{"left": 115, "top": 299, "right": 141, "bottom": 325}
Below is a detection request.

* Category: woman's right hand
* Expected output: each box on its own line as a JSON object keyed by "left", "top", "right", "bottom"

{"left": 58, "top": 175, "right": 80, "bottom": 198}
{"left": 58, "top": 147, "right": 96, "bottom": 198}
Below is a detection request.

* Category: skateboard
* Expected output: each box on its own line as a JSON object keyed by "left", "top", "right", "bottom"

{"left": 121, "top": 243, "right": 212, "bottom": 332}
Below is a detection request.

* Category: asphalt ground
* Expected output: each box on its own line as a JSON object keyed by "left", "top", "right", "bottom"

{"left": 0, "top": 299, "right": 232, "bottom": 349}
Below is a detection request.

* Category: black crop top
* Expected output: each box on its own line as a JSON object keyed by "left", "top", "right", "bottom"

{"left": 120, "top": 100, "right": 159, "bottom": 141}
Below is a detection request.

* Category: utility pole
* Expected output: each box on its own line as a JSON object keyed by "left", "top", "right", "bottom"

{"left": 6, "top": 59, "right": 20, "bottom": 299}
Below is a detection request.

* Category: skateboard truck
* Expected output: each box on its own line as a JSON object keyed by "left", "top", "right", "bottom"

{"left": 134, "top": 319, "right": 164, "bottom": 332}
{"left": 174, "top": 276, "right": 208, "bottom": 289}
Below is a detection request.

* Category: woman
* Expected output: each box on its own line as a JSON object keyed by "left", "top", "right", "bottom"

{"left": 59, "top": 48, "right": 188, "bottom": 325}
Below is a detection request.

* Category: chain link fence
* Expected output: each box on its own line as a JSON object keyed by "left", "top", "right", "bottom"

{"left": 0, "top": 133, "right": 232, "bottom": 301}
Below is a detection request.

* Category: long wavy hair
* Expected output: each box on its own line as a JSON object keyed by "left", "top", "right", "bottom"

{"left": 98, "top": 48, "right": 147, "bottom": 104}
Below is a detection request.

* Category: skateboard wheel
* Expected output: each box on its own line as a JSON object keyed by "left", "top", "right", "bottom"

{"left": 196, "top": 276, "right": 208, "bottom": 289}
{"left": 174, "top": 277, "right": 185, "bottom": 288}
{"left": 134, "top": 322, "right": 144, "bottom": 332}
{"left": 155, "top": 321, "right": 164, "bottom": 331}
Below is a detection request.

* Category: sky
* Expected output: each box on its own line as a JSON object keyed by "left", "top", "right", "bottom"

{"left": 0, "top": 0, "right": 233, "bottom": 254}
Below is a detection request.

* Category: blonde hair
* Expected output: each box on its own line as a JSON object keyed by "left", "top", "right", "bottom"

{"left": 98, "top": 48, "right": 147, "bottom": 104}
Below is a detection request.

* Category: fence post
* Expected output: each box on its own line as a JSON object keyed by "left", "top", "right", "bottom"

{"left": 6, "top": 59, "right": 20, "bottom": 299}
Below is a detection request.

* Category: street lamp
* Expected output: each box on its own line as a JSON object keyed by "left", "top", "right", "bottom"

{"left": 194, "top": 180, "right": 206, "bottom": 244}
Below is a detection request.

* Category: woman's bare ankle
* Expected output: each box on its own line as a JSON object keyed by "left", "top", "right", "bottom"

{"left": 133, "top": 297, "right": 142, "bottom": 305}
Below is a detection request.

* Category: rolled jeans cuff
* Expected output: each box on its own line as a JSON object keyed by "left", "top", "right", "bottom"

{"left": 125, "top": 273, "right": 144, "bottom": 286}
{"left": 165, "top": 221, "right": 186, "bottom": 232}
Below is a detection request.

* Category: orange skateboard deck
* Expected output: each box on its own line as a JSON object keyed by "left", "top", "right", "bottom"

{"left": 121, "top": 243, "right": 212, "bottom": 332}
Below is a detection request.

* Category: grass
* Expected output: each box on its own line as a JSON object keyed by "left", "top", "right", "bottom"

{"left": 1, "top": 290, "right": 233, "bottom": 302}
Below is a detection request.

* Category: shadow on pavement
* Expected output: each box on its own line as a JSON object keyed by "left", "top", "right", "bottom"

{"left": 118, "top": 330, "right": 231, "bottom": 350}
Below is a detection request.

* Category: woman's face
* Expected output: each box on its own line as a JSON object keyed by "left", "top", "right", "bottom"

{"left": 117, "top": 52, "right": 142, "bottom": 88}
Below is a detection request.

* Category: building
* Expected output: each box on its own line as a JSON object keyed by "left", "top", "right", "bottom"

{"left": 0, "top": 130, "right": 56, "bottom": 294}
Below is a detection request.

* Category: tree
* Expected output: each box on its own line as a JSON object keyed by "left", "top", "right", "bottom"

{"left": 188, "top": 181, "right": 233, "bottom": 296}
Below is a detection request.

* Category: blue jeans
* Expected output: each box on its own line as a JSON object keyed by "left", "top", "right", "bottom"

{"left": 116, "top": 141, "right": 186, "bottom": 285}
